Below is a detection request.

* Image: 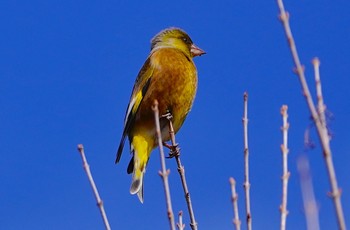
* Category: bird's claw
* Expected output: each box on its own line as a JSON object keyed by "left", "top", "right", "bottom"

{"left": 161, "top": 111, "right": 173, "bottom": 121}
{"left": 163, "top": 142, "right": 180, "bottom": 158}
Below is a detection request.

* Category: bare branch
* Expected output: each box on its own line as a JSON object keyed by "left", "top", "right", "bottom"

{"left": 242, "top": 92, "right": 252, "bottom": 230}
{"left": 312, "top": 58, "right": 327, "bottom": 128}
{"left": 152, "top": 100, "right": 176, "bottom": 230}
{"left": 298, "top": 156, "right": 320, "bottom": 230}
{"left": 276, "top": 1, "right": 346, "bottom": 229}
{"left": 177, "top": 211, "right": 185, "bottom": 230}
{"left": 164, "top": 114, "right": 198, "bottom": 230}
{"left": 230, "top": 177, "right": 241, "bottom": 230}
{"left": 76, "top": 144, "right": 111, "bottom": 230}
{"left": 279, "top": 105, "right": 290, "bottom": 230}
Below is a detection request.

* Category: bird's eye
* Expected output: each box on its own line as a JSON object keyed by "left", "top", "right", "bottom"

{"left": 182, "top": 37, "right": 189, "bottom": 44}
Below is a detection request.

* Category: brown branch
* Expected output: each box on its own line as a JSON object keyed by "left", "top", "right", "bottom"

{"left": 279, "top": 105, "right": 290, "bottom": 230}
{"left": 242, "top": 92, "right": 252, "bottom": 230}
{"left": 76, "top": 144, "right": 111, "bottom": 230}
{"left": 152, "top": 100, "right": 176, "bottom": 230}
{"left": 276, "top": 1, "right": 346, "bottom": 229}
{"left": 230, "top": 177, "right": 241, "bottom": 230}
{"left": 298, "top": 156, "right": 320, "bottom": 230}
{"left": 164, "top": 115, "right": 198, "bottom": 230}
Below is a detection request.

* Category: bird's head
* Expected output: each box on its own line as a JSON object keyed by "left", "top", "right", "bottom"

{"left": 151, "top": 27, "right": 205, "bottom": 58}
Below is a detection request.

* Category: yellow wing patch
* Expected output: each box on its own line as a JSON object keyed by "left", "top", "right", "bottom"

{"left": 116, "top": 58, "right": 154, "bottom": 163}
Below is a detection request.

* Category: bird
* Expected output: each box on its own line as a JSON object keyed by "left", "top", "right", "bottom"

{"left": 116, "top": 27, "right": 205, "bottom": 203}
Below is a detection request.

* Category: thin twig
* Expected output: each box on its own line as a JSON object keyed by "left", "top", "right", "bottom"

{"left": 165, "top": 116, "right": 198, "bottom": 230}
{"left": 279, "top": 105, "right": 290, "bottom": 230}
{"left": 230, "top": 177, "right": 241, "bottom": 230}
{"left": 177, "top": 211, "right": 185, "bottom": 230}
{"left": 242, "top": 92, "right": 252, "bottom": 230}
{"left": 276, "top": 2, "right": 346, "bottom": 229}
{"left": 152, "top": 100, "right": 176, "bottom": 230}
{"left": 76, "top": 144, "right": 111, "bottom": 230}
{"left": 298, "top": 156, "right": 320, "bottom": 230}
{"left": 312, "top": 58, "right": 327, "bottom": 128}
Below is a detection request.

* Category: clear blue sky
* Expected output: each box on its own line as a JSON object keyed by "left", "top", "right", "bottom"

{"left": 1, "top": 0, "right": 349, "bottom": 229}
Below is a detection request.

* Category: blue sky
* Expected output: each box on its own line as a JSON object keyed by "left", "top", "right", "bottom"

{"left": 1, "top": 0, "right": 349, "bottom": 229}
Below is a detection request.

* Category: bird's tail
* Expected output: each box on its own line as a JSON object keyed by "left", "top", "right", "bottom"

{"left": 129, "top": 135, "right": 153, "bottom": 203}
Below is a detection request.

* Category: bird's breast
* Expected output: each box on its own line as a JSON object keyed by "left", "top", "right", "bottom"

{"left": 137, "top": 48, "right": 198, "bottom": 134}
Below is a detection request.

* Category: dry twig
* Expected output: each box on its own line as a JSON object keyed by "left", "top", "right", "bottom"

{"left": 76, "top": 144, "right": 111, "bottom": 230}
{"left": 152, "top": 100, "right": 176, "bottom": 230}
{"left": 177, "top": 211, "right": 185, "bottom": 230}
{"left": 164, "top": 114, "right": 198, "bottom": 230}
{"left": 279, "top": 105, "right": 290, "bottom": 230}
{"left": 298, "top": 156, "right": 320, "bottom": 230}
{"left": 276, "top": 1, "right": 346, "bottom": 229}
{"left": 242, "top": 92, "right": 252, "bottom": 230}
{"left": 230, "top": 177, "right": 241, "bottom": 230}
{"left": 312, "top": 58, "right": 327, "bottom": 128}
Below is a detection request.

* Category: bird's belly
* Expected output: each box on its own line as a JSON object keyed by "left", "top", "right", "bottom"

{"left": 133, "top": 83, "right": 195, "bottom": 143}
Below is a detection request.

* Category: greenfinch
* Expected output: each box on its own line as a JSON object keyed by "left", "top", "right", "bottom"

{"left": 116, "top": 27, "right": 205, "bottom": 203}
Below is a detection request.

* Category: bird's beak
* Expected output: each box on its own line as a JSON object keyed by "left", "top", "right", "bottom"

{"left": 191, "top": 44, "right": 206, "bottom": 57}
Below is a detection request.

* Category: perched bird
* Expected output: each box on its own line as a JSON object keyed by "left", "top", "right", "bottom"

{"left": 116, "top": 27, "right": 205, "bottom": 203}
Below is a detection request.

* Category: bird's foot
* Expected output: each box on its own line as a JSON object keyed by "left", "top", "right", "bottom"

{"left": 161, "top": 111, "right": 173, "bottom": 121}
{"left": 163, "top": 142, "right": 180, "bottom": 158}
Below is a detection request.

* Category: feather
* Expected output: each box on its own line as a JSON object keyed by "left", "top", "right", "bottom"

{"left": 115, "top": 59, "right": 153, "bottom": 163}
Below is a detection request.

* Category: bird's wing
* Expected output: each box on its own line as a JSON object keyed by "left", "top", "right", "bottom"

{"left": 116, "top": 57, "right": 154, "bottom": 163}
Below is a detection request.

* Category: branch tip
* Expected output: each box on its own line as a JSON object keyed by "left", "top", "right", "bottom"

{"left": 243, "top": 92, "right": 248, "bottom": 100}
{"left": 312, "top": 57, "right": 320, "bottom": 66}
{"left": 229, "top": 177, "right": 236, "bottom": 185}
{"left": 152, "top": 99, "right": 159, "bottom": 110}
{"left": 77, "top": 144, "right": 84, "bottom": 152}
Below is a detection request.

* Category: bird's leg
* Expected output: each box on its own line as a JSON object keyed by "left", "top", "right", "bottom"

{"left": 162, "top": 141, "right": 173, "bottom": 150}
{"left": 161, "top": 110, "right": 180, "bottom": 158}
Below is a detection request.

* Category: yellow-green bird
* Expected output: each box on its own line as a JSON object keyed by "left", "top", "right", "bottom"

{"left": 116, "top": 27, "right": 205, "bottom": 203}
